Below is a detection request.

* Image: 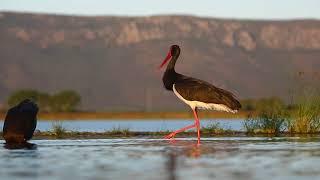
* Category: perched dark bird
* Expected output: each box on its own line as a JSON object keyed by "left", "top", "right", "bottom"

{"left": 3, "top": 99, "right": 38, "bottom": 145}
{"left": 159, "top": 45, "right": 241, "bottom": 145}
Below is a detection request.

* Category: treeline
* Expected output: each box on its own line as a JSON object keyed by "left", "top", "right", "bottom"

{"left": 3, "top": 91, "right": 302, "bottom": 113}
{"left": 7, "top": 89, "right": 81, "bottom": 112}
{"left": 240, "top": 97, "right": 293, "bottom": 111}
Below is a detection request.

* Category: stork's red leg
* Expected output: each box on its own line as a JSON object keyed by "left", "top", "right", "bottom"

{"left": 192, "top": 108, "right": 201, "bottom": 145}
{"left": 164, "top": 123, "right": 196, "bottom": 139}
{"left": 164, "top": 108, "right": 201, "bottom": 144}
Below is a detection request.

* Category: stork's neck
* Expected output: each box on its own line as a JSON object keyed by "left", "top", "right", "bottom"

{"left": 165, "top": 53, "right": 178, "bottom": 72}
{"left": 162, "top": 54, "right": 179, "bottom": 90}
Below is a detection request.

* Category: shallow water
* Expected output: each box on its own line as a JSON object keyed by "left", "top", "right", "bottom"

{"left": 1, "top": 137, "right": 320, "bottom": 180}
{"left": 1, "top": 119, "right": 243, "bottom": 132}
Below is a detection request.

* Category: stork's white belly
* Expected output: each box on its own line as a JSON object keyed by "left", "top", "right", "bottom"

{"left": 173, "top": 84, "right": 237, "bottom": 113}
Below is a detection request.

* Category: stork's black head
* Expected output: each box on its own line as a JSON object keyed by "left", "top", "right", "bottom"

{"left": 170, "top": 45, "right": 180, "bottom": 57}
{"left": 159, "top": 44, "right": 180, "bottom": 69}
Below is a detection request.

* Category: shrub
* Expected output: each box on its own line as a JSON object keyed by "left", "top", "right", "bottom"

{"left": 243, "top": 100, "right": 289, "bottom": 135}
{"left": 50, "top": 90, "right": 81, "bottom": 112}
{"left": 7, "top": 89, "right": 81, "bottom": 112}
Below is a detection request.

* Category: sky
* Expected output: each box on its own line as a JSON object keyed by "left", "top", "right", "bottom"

{"left": 0, "top": 0, "right": 319, "bottom": 20}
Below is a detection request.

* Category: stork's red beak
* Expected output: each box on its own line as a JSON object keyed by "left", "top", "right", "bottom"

{"left": 159, "top": 50, "right": 172, "bottom": 69}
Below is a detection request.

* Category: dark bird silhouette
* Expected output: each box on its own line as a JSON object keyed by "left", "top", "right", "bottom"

{"left": 3, "top": 99, "right": 38, "bottom": 146}
{"left": 159, "top": 45, "right": 241, "bottom": 145}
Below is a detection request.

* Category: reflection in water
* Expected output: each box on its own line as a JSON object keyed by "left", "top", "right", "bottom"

{"left": 4, "top": 142, "right": 37, "bottom": 150}
{"left": 166, "top": 150, "right": 177, "bottom": 180}
{"left": 1, "top": 147, "right": 40, "bottom": 179}
{"left": 1, "top": 137, "right": 320, "bottom": 180}
{"left": 187, "top": 145, "right": 202, "bottom": 158}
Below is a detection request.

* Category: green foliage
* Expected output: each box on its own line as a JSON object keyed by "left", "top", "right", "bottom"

{"left": 7, "top": 89, "right": 81, "bottom": 112}
{"left": 240, "top": 99, "right": 256, "bottom": 111}
{"left": 243, "top": 93, "right": 320, "bottom": 134}
{"left": 50, "top": 90, "right": 81, "bottom": 112}
{"left": 287, "top": 95, "right": 320, "bottom": 133}
{"left": 201, "top": 122, "right": 232, "bottom": 134}
{"left": 37, "top": 92, "right": 51, "bottom": 112}
{"left": 240, "top": 97, "right": 286, "bottom": 111}
{"left": 243, "top": 114, "right": 260, "bottom": 134}
{"left": 8, "top": 89, "right": 40, "bottom": 106}
{"left": 243, "top": 100, "right": 289, "bottom": 135}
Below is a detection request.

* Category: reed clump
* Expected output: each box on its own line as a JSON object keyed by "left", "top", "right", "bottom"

{"left": 243, "top": 92, "right": 320, "bottom": 135}
{"left": 243, "top": 98, "right": 289, "bottom": 135}
{"left": 287, "top": 95, "right": 320, "bottom": 133}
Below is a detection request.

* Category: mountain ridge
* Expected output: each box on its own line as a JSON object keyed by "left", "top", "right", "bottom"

{"left": 0, "top": 12, "right": 319, "bottom": 110}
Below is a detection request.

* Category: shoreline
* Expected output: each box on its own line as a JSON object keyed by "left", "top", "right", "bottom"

{"left": 1, "top": 131, "right": 319, "bottom": 140}
{"left": 0, "top": 111, "right": 251, "bottom": 120}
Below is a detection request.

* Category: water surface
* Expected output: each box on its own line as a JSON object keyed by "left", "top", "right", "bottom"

{"left": 0, "top": 119, "right": 244, "bottom": 132}
{"left": 1, "top": 137, "right": 320, "bottom": 180}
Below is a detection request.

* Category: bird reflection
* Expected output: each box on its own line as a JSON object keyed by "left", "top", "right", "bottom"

{"left": 3, "top": 142, "right": 37, "bottom": 150}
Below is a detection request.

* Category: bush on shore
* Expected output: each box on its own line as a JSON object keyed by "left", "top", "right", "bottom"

{"left": 243, "top": 99, "right": 289, "bottom": 135}
{"left": 243, "top": 89, "right": 320, "bottom": 134}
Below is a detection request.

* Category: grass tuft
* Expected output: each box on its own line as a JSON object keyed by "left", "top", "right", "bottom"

{"left": 243, "top": 114, "right": 260, "bottom": 134}
{"left": 51, "top": 121, "right": 67, "bottom": 138}
{"left": 201, "top": 122, "right": 233, "bottom": 134}
{"left": 108, "top": 127, "right": 131, "bottom": 136}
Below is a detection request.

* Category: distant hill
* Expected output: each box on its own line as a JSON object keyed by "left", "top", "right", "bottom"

{"left": 0, "top": 12, "right": 319, "bottom": 111}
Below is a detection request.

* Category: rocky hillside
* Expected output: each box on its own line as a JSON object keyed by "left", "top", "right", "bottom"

{"left": 0, "top": 12, "right": 319, "bottom": 111}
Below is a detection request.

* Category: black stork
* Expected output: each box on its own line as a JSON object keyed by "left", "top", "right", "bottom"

{"left": 159, "top": 45, "right": 241, "bottom": 145}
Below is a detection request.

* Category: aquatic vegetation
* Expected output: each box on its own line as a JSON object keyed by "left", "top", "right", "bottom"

{"left": 242, "top": 99, "right": 289, "bottom": 135}
{"left": 242, "top": 114, "right": 260, "bottom": 134}
{"left": 243, "top": 91, "right": 320, "bottom": 134}
{"left": 287, "top": 95, "right": 320, "bottom": 133}
{"left": 51, "top": 121, "right": 67, "bottom": 138}
{"left": 109, "top": 127, "right": 131, "bottom": 136}
{"left": 201, "top": 122, "right": 233, "bottom": 134}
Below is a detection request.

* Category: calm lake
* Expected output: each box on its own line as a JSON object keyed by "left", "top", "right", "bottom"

{"left": 0, "top": 118, "right": 244, "bottom": 132}
{"left": 1, "top": 137, "right": 320, "bottom": 180}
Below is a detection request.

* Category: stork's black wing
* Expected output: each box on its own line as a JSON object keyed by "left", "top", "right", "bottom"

{"left": 174, "top": 74, "right": 241, "bottom": 110}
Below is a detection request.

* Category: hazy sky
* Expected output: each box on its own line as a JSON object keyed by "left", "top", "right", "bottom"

{"left": 0, "top": 0, "right": 319, "bottom": 19}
